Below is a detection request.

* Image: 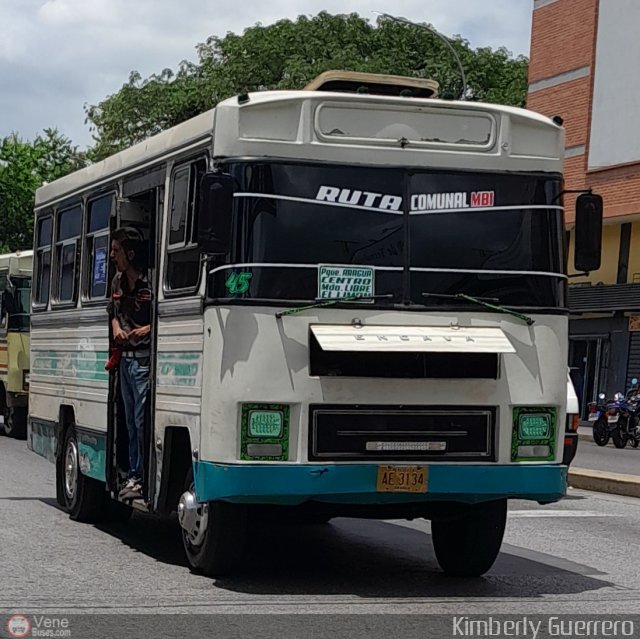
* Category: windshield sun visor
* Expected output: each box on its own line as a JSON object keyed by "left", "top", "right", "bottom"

{"left": 309, "top": 324, "right": 516, "bottom": 354}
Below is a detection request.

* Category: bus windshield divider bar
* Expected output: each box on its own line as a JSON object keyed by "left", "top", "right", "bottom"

{"left": 208, "top": 262, "right": 567, "bottom": 280}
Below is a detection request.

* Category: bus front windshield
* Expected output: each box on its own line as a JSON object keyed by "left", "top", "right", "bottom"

{"left": 207, "top": 162, "right": 565, "bottom": 309}
{"left": 9, "top": 277, "right": 31, "bottom": 331}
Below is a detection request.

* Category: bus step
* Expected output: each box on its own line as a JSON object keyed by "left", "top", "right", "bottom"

{"left": 129, "top": 498, "right": 150, "bottom": 513}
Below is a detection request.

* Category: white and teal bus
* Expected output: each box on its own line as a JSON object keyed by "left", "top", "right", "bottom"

{"left": 28, "top": 72, "right": 602, "bottom": 577}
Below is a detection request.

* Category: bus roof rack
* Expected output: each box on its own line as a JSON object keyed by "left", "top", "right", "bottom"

{"left": 303, "top": 70, "right": 439, "bottom": 99}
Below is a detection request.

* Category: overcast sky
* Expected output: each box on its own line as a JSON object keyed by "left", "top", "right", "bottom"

{"left": 0, "top": 0, "right": 533, "bottom": 149}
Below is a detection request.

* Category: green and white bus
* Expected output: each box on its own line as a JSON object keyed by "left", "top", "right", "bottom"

{"left": 28, "top": 72, "right": 602, "bottom": 577}
{"left": 0, "top": 250, "right": 32, "bottom": 439}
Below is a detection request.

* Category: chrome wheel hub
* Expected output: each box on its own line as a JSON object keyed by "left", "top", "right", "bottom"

{"left": 64, "top": 438, "right": 78, "bottom": 500}
{"left": 178, "top": 489, "right": 208, "bottom": 547}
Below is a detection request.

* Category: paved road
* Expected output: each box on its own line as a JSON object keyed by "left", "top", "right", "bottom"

{"left": 575, "top": 427, "right": 640, "bottom": 475}
{"left": 1, "top": 436, "right": 640, "bottom": 630}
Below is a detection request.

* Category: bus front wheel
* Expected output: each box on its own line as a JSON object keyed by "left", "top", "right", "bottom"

{"left": 431, "top": 499, "right": 507, "bottom": 577}
{"left": 61, "top": 426, "right": 105, "bottom": 523}
{"left": 179, "top": 471, "right": 247, "bottom": 577}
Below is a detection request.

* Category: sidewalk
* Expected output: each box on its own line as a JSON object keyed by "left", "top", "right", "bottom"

{"left": 577, "top": 424, "right": 593, "bottom": 442}
{"left": 569, "top": 467, "right": 640, "bottom": 498}
{"left": 570, "top": 423, "right": 640, "bottom": 498}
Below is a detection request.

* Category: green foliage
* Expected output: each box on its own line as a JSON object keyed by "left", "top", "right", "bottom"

{"left": 0, "top": 129, "right": 85, "bottom": 252}
{"left": 85, "top": 12, "right": 529, "bottom": 160}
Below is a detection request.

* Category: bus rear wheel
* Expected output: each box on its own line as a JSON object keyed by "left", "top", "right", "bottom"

{"left": 431, "top": 499, "right": 507, "bottom": 577}
{"left": 61, "top": 426, "right": 105, "bottom": 523}
{"left": 179, "top": 471, "right": 247, "bottom": 577}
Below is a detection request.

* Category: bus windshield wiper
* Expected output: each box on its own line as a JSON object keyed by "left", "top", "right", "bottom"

{"left": 421, "top": 292, "right": 534, "bottom": 326}
{"left": 276, "top": 294, "right": 394, "bottom": 319}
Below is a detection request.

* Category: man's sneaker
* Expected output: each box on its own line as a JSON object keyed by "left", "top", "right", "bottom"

{"left": 118, "top": 478, "right": 137, "bottom": 498}
{"left": 121, "top": 480, "right": 143, "bottom": 500}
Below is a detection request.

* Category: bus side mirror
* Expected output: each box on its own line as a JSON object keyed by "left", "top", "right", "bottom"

{"left": 197, "top": 173, "right": 235, "bottom": 255}
{"left": 574, "top": 193, "right": 603, "bottom": 273}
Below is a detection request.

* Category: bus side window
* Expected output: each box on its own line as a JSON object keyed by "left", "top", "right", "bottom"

{"left": 165, "top": 158, "right": 207, "bottom": 293}
{"left": 54, "top": 205, "right": 83, "bottom": 305}
{"left": 85, "top": 194, "right": 113, "bottom": 300}
{"left": 35, "top": 215, "right": 53, "bottom": 307}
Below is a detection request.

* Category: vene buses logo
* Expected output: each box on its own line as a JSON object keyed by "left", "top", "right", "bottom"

{"left": 7, "top": 614, "right": 31, "bottom": 638}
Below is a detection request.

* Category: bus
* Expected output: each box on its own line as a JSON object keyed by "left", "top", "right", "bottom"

{"left": 28, "top": 72, "right": 602, "bottom": 577}
{"left": 0, "top": 250, "right": 32, "bottom": 439}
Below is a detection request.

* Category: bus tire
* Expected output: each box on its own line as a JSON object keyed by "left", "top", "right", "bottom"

{"left": 4, "top": 406, "right": 27, "bottom": 440}
{"left": 431, "top": 499, "right": 507, "bottom": 577}
{"left": 61, "top": 426, "right": 105, "bottom": 523}
{"left": 179, "top": 470, "right": 247, "bottom": 577}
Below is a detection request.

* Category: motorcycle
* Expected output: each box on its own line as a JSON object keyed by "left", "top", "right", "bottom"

{"left": 588, "top": 393, "right": 611, "bottom": 446}
{"left": 623, "top": 379, "right": 640, "bottom": 449}
{"left": 605, "top": 378, "right": 640, "bottom": 449}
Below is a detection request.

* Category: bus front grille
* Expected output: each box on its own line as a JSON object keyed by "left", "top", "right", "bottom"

{"left": 309, "top": 405, "right": 495, "bottom": 462}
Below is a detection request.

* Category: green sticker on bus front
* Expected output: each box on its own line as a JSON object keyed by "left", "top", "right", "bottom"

{"left": 249, "top": 411, "right": 283, "bottom": 437}
{"left": 519, "top": 414, "right": 550, "bottom": 439}
{"left": 318, "top": 265, "right": 374, "bottom": 299}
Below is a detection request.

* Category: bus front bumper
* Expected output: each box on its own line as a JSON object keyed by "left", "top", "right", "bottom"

{"left": 193, "top": 462, "right": 567, "bottom": 505}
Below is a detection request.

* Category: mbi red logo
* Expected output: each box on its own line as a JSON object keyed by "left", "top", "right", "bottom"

{"left": 470, "top": 191, "right": 495, "bottom": 207}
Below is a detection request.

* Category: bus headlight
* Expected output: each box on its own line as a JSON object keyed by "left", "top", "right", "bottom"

{"left": 511, "top": 407, "right": 556, "bottom": 461}
{"left": 240, "top": 403, "right": 290, "bottom": 461}
{"left": 23, "top": 370, "right": 30, "bottom": 391}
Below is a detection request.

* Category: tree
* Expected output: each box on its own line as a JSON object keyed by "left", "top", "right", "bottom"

{"left": 85, "top": 12, "right": 529, "bottom": 161}
{"left": 0, "top": 129, "right": 86, "bottom": 252}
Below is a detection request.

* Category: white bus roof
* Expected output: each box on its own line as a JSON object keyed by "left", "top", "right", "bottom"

{"left": 0, "top": 250, "right": 33, "bottom": 276}
{"left": 213, "top": 90, "right": 564, "bottom": 173}
{"left": 36, "top": 90, "right": 564, "bottom": 209}
{"left": 35, "top": 109, "right": 216, "bottom": 209}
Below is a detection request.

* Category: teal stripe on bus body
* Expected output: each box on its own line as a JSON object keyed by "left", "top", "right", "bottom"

{"left": 31, "top": 350, "right": 202, "bottom": 385}
{"left": 31, "top": 350, "right": 109, "bottom": 382}
{"left": 193, "top": 462, "right": 567, "bottom": 506}
{"left": 156, "top": 352, "right": 201, "bottom": 387}
{"left": 77, "top": 431, "right": 107, "bottom": 482}
{"left": 30, "top": 420, "right": 106, "bottom": 482}
{"left": 30, "top": 420, "right": 57, "bottom": 464}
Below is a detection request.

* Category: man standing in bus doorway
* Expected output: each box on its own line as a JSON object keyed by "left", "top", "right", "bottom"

{"left": 108, "top": 227, "right": 152, "bottom": 500}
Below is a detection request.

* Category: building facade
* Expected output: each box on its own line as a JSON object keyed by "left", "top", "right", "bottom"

{"left": 529, "top": 0, "right": 640, "bottom": 415}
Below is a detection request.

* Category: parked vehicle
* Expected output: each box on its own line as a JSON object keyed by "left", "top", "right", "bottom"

{"left": 563, "top": 372, "right": 580, "bottom": 466}
{"left": 605, "top": 379, "right": 640, "bottom": 449}
{"left": 0, "top": 251, "right": 32, "bottom": 439}
{"left": 588, "top": 393, "right": 610, "bottom": 446}
{"left": 625, "top": 380, "right": 640, "bottom": 449}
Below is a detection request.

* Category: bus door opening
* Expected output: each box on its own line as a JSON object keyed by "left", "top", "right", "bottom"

{"left": 107, "top": 185, "right": 161, "bottom": 502}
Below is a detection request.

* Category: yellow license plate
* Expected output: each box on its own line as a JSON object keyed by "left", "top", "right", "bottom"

{"left": 376, "top": 465, "right": 428, "bottom": 493}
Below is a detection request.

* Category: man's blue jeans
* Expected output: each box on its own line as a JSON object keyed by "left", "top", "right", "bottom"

{"left": 119, "top": 356, "right": 150, "bottom": 480}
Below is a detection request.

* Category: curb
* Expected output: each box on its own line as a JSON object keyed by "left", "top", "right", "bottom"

{"left": 568, "top": 467, "right": 640, "bottom": 498}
